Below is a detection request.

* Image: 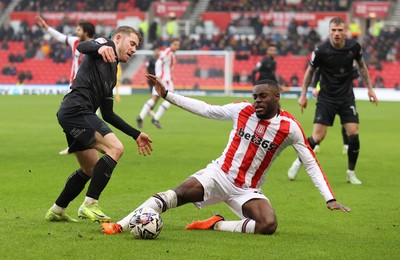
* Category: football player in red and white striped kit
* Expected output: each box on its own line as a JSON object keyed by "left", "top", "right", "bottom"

{"left": 136, "top": 38, "right": 180, "bottom": 129}
{"left": 102, "top": 77, "right": 350, "bottom": 236}
{"left": 35, "top": 16, "right": 95, "bottom": 84}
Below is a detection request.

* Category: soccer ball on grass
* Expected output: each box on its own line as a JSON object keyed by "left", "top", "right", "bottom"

{"left": 129, "top": 207, "right": 163, "bottom": 239}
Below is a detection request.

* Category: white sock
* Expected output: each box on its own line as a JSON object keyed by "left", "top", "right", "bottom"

{"left": 139, "top": 99, "right": 155, "bottom": 119}
{"left": 117, "top": 190, "right": 177, "bottom": 230}
{"left": 347, "top": 169, "right": 355, "bottom": 175}
{"left": 83, "top": 197, "right": 98, "bottom": 206}
{"left": 214, "top": 219, "right": 256, "bottom": 234}
{"left": 154, "top": 100, "right": 170, "bottom": 120}
{"left": 52, "top": 204, "right": 66, "bottom": 214}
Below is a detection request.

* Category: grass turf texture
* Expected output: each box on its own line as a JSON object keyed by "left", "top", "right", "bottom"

{"left": 0, "top": 94, "right": 399, "bottom": 259}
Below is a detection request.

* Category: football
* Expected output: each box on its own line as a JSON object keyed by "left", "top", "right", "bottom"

{"left": 129, "top": 207, "right": 163, "bottom": 239}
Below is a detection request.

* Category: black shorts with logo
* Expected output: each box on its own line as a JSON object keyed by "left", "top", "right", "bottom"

{"left": 57, "top": 108, "right": 112, "bottom": 153}
{"left": 313, "top": 97, "right": 359, "bottom": 126}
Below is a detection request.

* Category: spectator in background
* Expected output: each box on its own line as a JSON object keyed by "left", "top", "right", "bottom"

{"left": 25, "top": 70, "right": 32, "bottom": 81}
{"left": 373, "top": 75, "right": 385, "bottom": 88}
{"left": 287, "top": 18, "right": 298, "bottom": 41}
{"left": 18, "top": 71, "right": 26, "bottom": 84}
{"left": 239, "top": 70, "right": 250, "bottom": 83}
{"left": 39, "top": 39, "right": 51, "bottom": 58}
{"left": 9, "top": 51, "right": 25, "bottom": 63}
{"left": 57, "top": 75, "right": 70, "bottom": 84}
{"left": 149, "top": 19, "right": 160, "bottom": 44}
{"left": 290, "top": 73, "right": 299, "bottom": 87}
{"left": 2, "top": 64, "right": 17, "bottom": 76}
{"left": 349, "top": 19, "right": 361, "bottom": 40}
{"left": 368, "top": 54, "right": 383, "bottom": 70}
{"left": 372, "top": 20, "right": 384, "bottom": 38}
{"left": 25, "top": 42, "right": 37, "bottom": 58}
{"left": 1, "top": 40, "right": 8, "bottom": 50}
{"left": 164, "top": 12, "right": 178, "bottom": 39}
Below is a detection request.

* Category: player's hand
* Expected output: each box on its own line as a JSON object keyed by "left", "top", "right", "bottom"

{"left": 146, "top": 74, "right": 167, "bottom": 98}
{"left": 368, "top": 88, "right": 378, "bottom": 106}
{"left": 34, "top": 16, "right": 48, "bottom": 30}
{"left": 298, "top": 95, "right": 308, "bottom": 113}
{"left": 312, "top": 88, "right": 319, "bottom": 98}
{"left": 98, "top": 46, "right": 116, "bottom": 63}
{"left": 327, "top": 200, "right": 351, "bottom": 212}
{"left": 135, "top": 132, "right": 153, "bottom": 156}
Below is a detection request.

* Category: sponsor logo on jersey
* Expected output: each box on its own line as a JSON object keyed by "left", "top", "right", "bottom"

{"left": 95, "top": 37, "right": 107, "bottom": 44}
{"left": 237, "top": 127, "right": 276, "bottom": 151}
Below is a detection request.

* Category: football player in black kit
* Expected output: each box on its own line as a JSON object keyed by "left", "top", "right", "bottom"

{"left": 287, "top": 17, "right": 378, "bottom": 185}
{"left": 251, "top": 44, "right": 277, "bottom": 84}
{"left": 45, "top": 26, "right": 153, "bottom": 223}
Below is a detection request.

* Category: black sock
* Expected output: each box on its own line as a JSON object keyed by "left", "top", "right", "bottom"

{"left": 307, "top": 137, "right": 319, "bottom": 150}
{"left": 347, "top": 134, "right": 360, "bottom": 171}
{"left": 55, "top": 169, "right": 90, "bottom": 208}
{"left": 86, "top": 154, "right": 117, "bottom": 200}
{"left": 342, "top": 127, "right": 349, "bottom": 146}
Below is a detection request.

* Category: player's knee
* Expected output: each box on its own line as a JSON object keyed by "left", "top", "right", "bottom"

{"left": 256, "top": 220, "right": 278, "bottom": 235}
{"left": 110, "top": 142, "right": 124, "bottom": 160}
{"left": 256, "top": 217, "right": 278, "bottom": 235}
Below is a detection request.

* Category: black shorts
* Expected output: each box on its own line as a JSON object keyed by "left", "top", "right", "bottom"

{"left": 57, "top": 108, "right": 112, "bottom": 153}
{"left": 314, "top": 97, "right": 359, "bottom": 126}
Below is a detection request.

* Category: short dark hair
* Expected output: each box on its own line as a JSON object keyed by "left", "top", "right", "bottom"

{"left": 254, "top": 79, "right": 279, "bottom": 91}
{"left": 111, "top": 26, "right": 142, "bottom": 44}
{"left": 78, "top": 22, "right": 95, "bottom": 38}
{"left": 329, "top": 17, "right": 346, "bottom": 26}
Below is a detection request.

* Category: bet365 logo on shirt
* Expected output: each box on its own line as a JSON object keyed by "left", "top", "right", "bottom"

{"left": 237, "top": 128, "right": 276, "bottom": 151}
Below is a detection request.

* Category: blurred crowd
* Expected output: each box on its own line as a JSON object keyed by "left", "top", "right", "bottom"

{"left": 0, "top": 0, "right": 399, "bottom": 86}
{"left": 9, "top": 0, "right": 152, "bottom": 12}
{"left": 207, "top": 0, "right": 350, "bottom": 12}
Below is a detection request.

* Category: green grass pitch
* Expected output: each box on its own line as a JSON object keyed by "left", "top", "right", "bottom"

{"left": 0, "top": 93, "right": 399, "bottom": 259}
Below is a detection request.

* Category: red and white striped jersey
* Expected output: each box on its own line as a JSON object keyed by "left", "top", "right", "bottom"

{"left": 155, "top": 47, "right": 175, "bottom": 82}
{"left": 47, "top": 27, "right": 84, "bottom": 84}
{"left": 166, "top": 92, "right": 336, "bottom": 202}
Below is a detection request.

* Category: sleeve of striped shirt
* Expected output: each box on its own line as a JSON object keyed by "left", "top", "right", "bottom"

{"left": 166, "top": 92, "right": 234, "bottom": 120}
{"left": 290, "top": 122, "right": 336, "bottom": 202}
{"left": 47, "top": 27, "right": 68, "bottom": 45}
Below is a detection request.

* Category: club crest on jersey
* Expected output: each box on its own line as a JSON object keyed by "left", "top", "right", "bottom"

{"left": 255, "top": 125, "right": 266, "bottom": 135}
{"left": 95, "top": 37, "right": 107, "bottom": 44}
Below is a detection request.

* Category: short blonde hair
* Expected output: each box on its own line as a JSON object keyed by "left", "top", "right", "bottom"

{"left": 111, "top": 26, "right": 142, "bottom": 44}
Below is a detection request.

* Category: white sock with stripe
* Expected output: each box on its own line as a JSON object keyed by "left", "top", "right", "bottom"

{"left": 214, "top": 218, "right": 255, "bottom": 234}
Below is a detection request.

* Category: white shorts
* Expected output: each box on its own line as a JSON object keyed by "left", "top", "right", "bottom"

{"left": 191, "top": 163, "right": 270, "bottom": 219}
{"left": 152, "top": 79, "right": 174, "bottom": 96}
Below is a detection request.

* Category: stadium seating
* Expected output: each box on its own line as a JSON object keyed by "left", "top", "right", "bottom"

{"left": 0, "top": 42, "right": 70, "bottom": 84}
{"left": 1, "top": 41, "right": 398, "bottom": 89}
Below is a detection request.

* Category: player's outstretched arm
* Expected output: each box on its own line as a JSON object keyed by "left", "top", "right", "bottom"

{"left": 327, "top": 200, "right": 351, "bottom": 212}
{"left": 35, "top": 15, "right": 49, "bottom": 30}
{"left": 146, "top": 74, "right": 168, "bottom": 98}
{"left": 135, "top": 132, "right": 153, "bottom": 156}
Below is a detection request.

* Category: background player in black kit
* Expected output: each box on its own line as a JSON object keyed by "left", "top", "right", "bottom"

{"left": 251, "top": 44, "right": 277, "bottom": 84}
{"left": 287, "top": 17, "right": 378, "bottom": 185}
{"left": 45, "top": 26, "right": 153, "bottom": 223}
